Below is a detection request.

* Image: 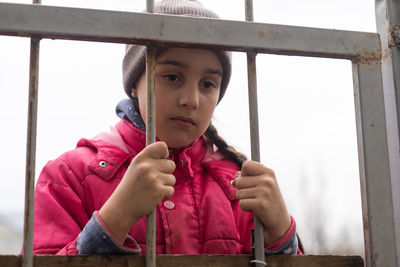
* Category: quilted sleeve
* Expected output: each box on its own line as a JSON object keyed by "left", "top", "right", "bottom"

{"left": 33, "top": 158, "right": 89, "bottom": 255}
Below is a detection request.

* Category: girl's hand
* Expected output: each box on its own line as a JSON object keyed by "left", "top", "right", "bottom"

{"left": 99, "top": 141, "right": 176, "bottom": 243}
{"left": 232, "top": 161, "right": 291, "bottom": 245}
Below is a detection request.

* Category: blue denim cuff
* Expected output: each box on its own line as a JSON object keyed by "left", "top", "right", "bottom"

{"left": 77, "top": 212, "right": 141, "bottom": 254}
{"left": 265, "top": 229, "right": 298, "bottom": 255}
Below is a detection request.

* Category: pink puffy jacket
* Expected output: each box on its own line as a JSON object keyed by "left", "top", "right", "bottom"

{"left": 33, "top": 120, "right": 257, "bottom": 254}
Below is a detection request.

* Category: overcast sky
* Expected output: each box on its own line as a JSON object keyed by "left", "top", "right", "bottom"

{"left": 0, "top": 0, "right": 377, "bottom": 254}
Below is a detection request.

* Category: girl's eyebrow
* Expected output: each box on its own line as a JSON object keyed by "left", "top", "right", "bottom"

{"left": 157, "top": 60, "right": 223, "bottom": 77}
{"left": 157, "top": 59, "right": 188, "bottom": 68}
{"left": 205, "top": 69, "right": 223, "bottom": 77}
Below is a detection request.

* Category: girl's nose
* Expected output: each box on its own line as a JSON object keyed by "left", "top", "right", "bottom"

{"left": 178, "top": 82, "right": 199, "bottom": 109}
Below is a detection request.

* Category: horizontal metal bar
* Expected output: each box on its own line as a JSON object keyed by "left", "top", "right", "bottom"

{"left": 0, "top": 255, "right": 364, "bottom": 267}
{"left": 0, "top": 2, "right": 380, "bottom": 62}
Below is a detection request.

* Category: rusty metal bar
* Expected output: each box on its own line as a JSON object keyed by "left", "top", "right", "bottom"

{"left": 145, "top": 47, "right": 156, "bottom": 267}
{"left": 375, "top": 1, "right": 400, "bottom": 266}
{"left": 0, "top": 254, "right": 365, "bottom": 267}
{"left": 245, "top": 1, "right": 265, "bottom": 267}
{"left": 0, "top": 3, "right": 381, "bottom": 62}
{"left": 245, "top": 0, "right": 253, "bottom": 21}
{"left": 247, "top": 53, "right": 266, "bottom": 267}
{"left": 147, "top": 0, "right": 154, "bottom": 13}
{"left": 22, "top": 1, "right": 41, "bottom": 267}
{"left": 145, "top": 4, "right": 156, "bottom": 267}
{"left": 352, "top": 59, "right": 398, "bottom": 267}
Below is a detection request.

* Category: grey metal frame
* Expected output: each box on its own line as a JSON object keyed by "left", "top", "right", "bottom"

{"left": 375, "top": 1, "right": 400, "bottom": 265}
{"left": 0, "top": 2, "right": 399, "bottom": 267}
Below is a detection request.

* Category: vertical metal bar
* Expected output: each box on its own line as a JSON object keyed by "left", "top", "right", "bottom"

{"left": 145, "top": 3, "right": 156, "bottom": 267}
{"left": 245, "top": 0, "right": 254, "bottom": 21}
{"left": 245, "top": 1, "right": 265, "bottom": 266}
{"left": 145, "top": 46, "right": 156, "bottom": 267}
{"left": 147, "top": 0, "right": 154, "bottom": 13}
{"left": 22, "top": 2, "right": 41, "bottom": 267}
{"left": 247, "top": 52, "right": 265, "bottom": 267}
{"left": 375, "top": 1, "right": 400, "bottom": 265}
{"left": 352, "top": 60, "right": 398, "bottom": 267}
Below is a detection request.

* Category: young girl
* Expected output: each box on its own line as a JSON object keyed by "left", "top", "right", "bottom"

{"left": 33, "top": 0, "right": 300, "bottom": 255}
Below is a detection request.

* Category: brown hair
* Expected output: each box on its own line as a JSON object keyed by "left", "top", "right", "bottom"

{"left": 204, "top": 123, "right": 247, "bottom": 168}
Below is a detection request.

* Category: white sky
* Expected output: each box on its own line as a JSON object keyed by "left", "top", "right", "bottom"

{"left": 0, "top": 0, "right": 377, "bottom": 254}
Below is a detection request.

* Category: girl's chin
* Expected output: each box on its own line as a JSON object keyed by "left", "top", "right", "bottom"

{"left": 160, "top": 137, "right": 197, "bottom": 149}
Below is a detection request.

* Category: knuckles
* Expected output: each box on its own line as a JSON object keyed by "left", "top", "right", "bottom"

{"left": 135, "top": 161, "right": 153, "bottom": 176}
{"left": 259, "top": 176, "right": 276, "bottom": 189}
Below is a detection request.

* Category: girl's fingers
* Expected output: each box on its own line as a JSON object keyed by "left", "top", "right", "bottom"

{"left": 241, "top": 160, "right": 274, "bottom": 177}
{"left": 230, "top": 171, "right": 241, "bottom": 188}
{"left": 137, "top": 141, "right": 169, "bottom": 160}
{"left": 159, "top": 173, "right": 176, "bottom": 186}
{"left": 234, "top": 175, "right": 275, "bottom": 189}
{"left": 155, "top": 158, "right": 176, "bottom": 173}
{"left": 163, "top": 185, "right": 175, "bottom": 199}
{"left": 237, "top": 198, "right": 260, "bottom": 212}
{"left": 235, "top": 187, "right": 259, "bottom": 200}
{"left": 158, "top": 174, "right": 175, "bottom": 198}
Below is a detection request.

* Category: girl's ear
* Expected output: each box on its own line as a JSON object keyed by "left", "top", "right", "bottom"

{"left": 131, "top": 87, "right": 137, "bottom": 98}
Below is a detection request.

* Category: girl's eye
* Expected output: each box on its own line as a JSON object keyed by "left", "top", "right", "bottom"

{"left": 202, "top": 80, "right": 216, "bottom": 89}
{"left": 163, "top": 74, "right": 179, "bottom": 82}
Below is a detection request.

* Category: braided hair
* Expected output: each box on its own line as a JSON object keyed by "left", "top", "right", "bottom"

{"left": 204, "top": 123, "right": 247, "bottom": 168}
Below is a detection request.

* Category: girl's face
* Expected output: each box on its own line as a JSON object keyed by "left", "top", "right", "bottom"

{"left": 133, "top": 47, "right": 223, "bottom": 148}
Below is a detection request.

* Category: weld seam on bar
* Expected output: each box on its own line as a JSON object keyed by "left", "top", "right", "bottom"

{"left": 389, "top": 25, "right": 400, "bottom": 48}
{"left": 147, "top": 0, "right": 154, "bottom": 14}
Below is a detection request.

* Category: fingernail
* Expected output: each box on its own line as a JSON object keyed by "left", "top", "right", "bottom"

{"left": 230, "top": 179, "right": 237, "bottom": 189}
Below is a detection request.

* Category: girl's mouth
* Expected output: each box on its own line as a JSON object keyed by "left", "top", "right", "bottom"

{"left": 171, "top": 117, "right": 195, "bottom": 128}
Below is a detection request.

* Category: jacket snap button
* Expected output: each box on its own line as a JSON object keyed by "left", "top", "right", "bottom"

{"left": 164, "top": 200, "right": 175, "bottom": 210}
{"left": 180, "top": 159, "right": 185, "bottom": 167}
{"left": 99, "top": 161, "right": 107, "bottom": 168}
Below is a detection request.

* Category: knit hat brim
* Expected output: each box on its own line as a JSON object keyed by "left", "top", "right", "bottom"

{"left": 122, "top": 0, "right": 232, "bottom": 103}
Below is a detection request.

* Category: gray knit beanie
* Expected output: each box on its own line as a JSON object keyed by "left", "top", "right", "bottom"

{"left": 122, "top": 0, "right": 232, "bottom": 102}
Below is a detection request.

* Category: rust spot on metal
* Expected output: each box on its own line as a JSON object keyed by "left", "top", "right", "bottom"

{"left": 389, "top": 25, "right": 400, "bottom": 48}
{"left": 158, "top": 21, "right": 164, "bottom": 37}
{"left": 363, "top": 213, "right": 369, "bottom": 233}
{"left": 357, "top": 48, "right": 382, "bottom": 65}
{"left": 257, "top": 30, "right": 265, "bottom": 38}
{"left": 373, "top": 252, "right": 379, "bottom": 265}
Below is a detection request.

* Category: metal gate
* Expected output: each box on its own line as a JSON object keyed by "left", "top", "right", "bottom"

{"left": 0, "top": 0, "right": 399, "bottom": 266}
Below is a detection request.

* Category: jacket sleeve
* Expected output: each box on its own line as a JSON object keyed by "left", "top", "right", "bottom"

{"left": 265, "top": 216, "right": 302, "bottom": 255}
{"left": 33, "top": 158, "right": 90, "bottom": 255}
{"left": 76, "top": 211, "right": 141, "bottom": 254}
